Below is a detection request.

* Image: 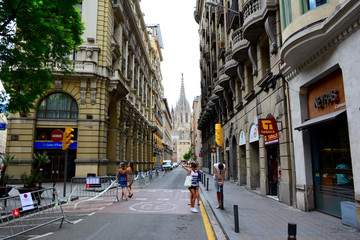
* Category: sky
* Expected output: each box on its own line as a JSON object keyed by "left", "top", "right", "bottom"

{"left": 140, "top": 0, "right": 201, "bottom": 110}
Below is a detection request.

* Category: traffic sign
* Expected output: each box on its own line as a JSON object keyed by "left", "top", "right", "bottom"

{"left": 50, "top": 129, "right": 63, "bottom": 142}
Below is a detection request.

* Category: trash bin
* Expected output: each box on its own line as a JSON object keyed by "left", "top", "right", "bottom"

{"left": 340, "top": 201, "right": 357, "bottom": 228}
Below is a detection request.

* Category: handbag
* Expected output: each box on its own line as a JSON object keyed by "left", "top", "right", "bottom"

{"left": 184, "top": 175, "right": 192, "bottom": 188}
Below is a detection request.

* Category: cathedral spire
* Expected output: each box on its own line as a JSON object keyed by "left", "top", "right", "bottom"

{"left": 179, "top": 73, "right": 186, "bottom": 107}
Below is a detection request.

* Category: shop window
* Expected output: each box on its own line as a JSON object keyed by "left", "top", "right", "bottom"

{"left": 37, "top": 93, "right": 78, "bottom": 119}
{"left": 301, "top": 0, "right": 327, "bottom": 14}
{"left": 281, "top": 0, "right": 292, "bottom": 29}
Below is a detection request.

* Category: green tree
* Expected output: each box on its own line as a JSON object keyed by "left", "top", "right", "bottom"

{"left": 0, "top": 0, "right": 84, "bottom": 113}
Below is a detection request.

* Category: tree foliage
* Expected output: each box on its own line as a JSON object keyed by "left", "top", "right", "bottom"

{"left": 0, "top": 0, "right": 84, "bottom": 113}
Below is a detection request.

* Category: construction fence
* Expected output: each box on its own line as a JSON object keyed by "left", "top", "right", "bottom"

{"left": 0, "top": 187, "right": 70, "bottom": 240}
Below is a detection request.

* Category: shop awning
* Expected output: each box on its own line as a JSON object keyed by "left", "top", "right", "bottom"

{"left": 295, "top": 109, "right": 346, "bottom": 131}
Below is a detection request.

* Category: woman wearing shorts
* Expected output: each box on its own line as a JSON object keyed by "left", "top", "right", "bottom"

{"left": 182, "top": 162, "right": 199, "bottom": 213}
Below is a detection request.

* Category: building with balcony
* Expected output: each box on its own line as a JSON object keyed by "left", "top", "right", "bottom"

{"left": 191, "top": 96, "right": 203, "bottom": 166}
{"left": 5, "top": 0, "right": 164, "bottom": 180}
{"left": 280, "top": 0, "right": 360, "bottom": 224}
{"left": 162, "top": 98, "right": 173, "bottom": 161}
{"left": 195, "top": 0, "right": 294, "bottom": 206}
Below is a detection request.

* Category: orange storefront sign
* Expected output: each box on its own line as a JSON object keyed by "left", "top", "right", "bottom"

{"left": 264, "top": 133, "right": 279, "bottom": 146}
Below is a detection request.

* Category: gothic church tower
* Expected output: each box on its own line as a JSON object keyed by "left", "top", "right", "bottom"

{"left": 171, "top": 73, "right": 191, "bottom": 140}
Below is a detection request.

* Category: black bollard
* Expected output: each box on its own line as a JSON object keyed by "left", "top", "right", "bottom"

{"left": 288, "top": 223, "right": 296, "bottom": 239}
{"left": 206, "top": 178, "right": 209, "bottom": 191}
{"left": 52, "top": 181, "right": 56, "bottom": 201}
{"left": 234, "top": 205, "right": 239, "bottom": 233}
{"left": 220, "top": 185, "right": 224, "bottom": 210}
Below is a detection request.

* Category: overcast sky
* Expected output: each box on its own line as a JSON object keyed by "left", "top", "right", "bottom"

{"left": 140, "top": 0, "right": 200, "bottom": 110}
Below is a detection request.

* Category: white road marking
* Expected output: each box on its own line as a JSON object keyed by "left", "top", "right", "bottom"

{"left": 181, "top": 190, "right": 189, "bottom": 192}
{"left": 73, "top": 219, "right": 83, "bottom": 224}
{"left": 164, "top": 190, "right": 173, "bottom": 192}
{"left": 88, "top": 212, "right": 96, "bottom": 216}
{"left": 28, "top": 233, "right": 54, "bottom": 240}
{"left": 135, "top": 198, "right": 148, "bottom": 201}
{"left": 98, "top": 207, "right": 105, "bottom": 210}
{"left": 157, "top": 198, "right": 169, "bottom": 201}
{"left": 87, "top": 222, "right": 111, "bottom": 240}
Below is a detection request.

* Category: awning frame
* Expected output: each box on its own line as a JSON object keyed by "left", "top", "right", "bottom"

{"left": 295, "top": 109, "right": 346, "bottom": 131}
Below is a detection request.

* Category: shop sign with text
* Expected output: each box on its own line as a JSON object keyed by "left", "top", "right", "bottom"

{"left": 258, "top": 118, "right": 278, "bottom": 135}
{"left": 264, "top": 133, "right": 279, "bottom": 146}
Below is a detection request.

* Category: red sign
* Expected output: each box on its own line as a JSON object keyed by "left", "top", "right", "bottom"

{"left": 12, "top": 209, "right": 20, "bottom": 217}
{"left": 51, "top": 129, "right": 63, "bottom": 142}
{"left": 86, "top": 184, "right": 90, "bottom": 188}
{"left": 264, "top": 133, "right": 279, "bottom": 146}
{"left": 199, "top": 153, "right": 203, "bottom": 157}
{"left": 258, "top": 118, "right": 278, "bottom": 135}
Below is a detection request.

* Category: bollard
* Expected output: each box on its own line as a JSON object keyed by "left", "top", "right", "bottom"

{"left": 234, "top": 205, "right": 239, "bottom": 233}
{"left": 52, "top": 181, "right": 56, "bottom": 201}
{"left": 220, "top": 185, "right": 224, "bottom": 210}
{"left": 288, "top": 223, "right": 296, "bottom": 239}
{"left": 206, "top": 178, "right": 209, "bottom": 191}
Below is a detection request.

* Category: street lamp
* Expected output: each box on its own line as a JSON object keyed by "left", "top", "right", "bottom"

{"left": 205, "top": 0, "right": 240, "bottom": 15}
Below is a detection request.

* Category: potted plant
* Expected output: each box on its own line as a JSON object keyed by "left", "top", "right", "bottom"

{"left": 0, "top": 155, "right": 15, "bottom": 197}
{"left": 18, "top": 151, "right": 50, "bottom": 193}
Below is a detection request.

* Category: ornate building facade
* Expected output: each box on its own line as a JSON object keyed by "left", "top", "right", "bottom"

{"left": 6, "top": 0, "right": 164, "bottom": 180}
{"left": 281, "top": 0, "right": 360, "bottom": 225}
{"left": 195, "top": 0, "right": 294, "bottom": 205}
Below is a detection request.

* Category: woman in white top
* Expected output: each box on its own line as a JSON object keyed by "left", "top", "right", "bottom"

{"left": 182, "top": 162, "right": 199, "bottom": 213}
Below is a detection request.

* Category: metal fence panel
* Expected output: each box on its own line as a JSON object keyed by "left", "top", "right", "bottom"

{"left": 70, "top": 176, "right": 118, "bottom": 198}
{"left": 0, "top": 187, "right": 68, "bottom": 240}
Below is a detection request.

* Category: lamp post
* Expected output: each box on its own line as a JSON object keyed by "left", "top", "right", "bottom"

{"left": 205, "top": 0, "right": 240, "bottom": 15}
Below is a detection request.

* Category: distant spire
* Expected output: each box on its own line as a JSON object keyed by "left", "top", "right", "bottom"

{"left": 179, "top": 73, "right": 186, "bottom": 106}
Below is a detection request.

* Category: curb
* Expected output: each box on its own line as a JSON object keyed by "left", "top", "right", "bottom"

{"left": 200, "top": 174, "right": 241, "bottom": 240}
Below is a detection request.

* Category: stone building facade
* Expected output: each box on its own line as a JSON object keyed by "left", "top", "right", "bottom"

{"left": 6, "top": 0, "right": 164, "bottom": 180}
{"left": 191, "top": 96, "right": 203, "bottom": 166}
{"left": 195, "top": 0, "right": 294, "bottom": 205}
{"left": 281, "top": 0, "right": 360, "bottom": 226}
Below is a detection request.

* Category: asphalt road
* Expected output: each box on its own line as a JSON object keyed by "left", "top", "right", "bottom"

{"left": 11, "top": 167, "right": 211, "bottom": 240}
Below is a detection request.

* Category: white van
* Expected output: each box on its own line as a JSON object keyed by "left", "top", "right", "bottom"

{"left": 162, "top": 160, "right": 172, "bottom": 171}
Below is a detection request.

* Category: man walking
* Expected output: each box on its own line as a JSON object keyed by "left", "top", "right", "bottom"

{"left": 213, "top": 162, "right": 226, "bottom": 209}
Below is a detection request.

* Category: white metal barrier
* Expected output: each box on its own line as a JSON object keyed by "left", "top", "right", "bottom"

{"left": 70, "top": 176, "right": 118, "bottom": 198}
{"left": 0, "top": 187, "right": 71, "bottom": 239}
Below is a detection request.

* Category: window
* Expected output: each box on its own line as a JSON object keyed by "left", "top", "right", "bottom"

{"left": 281, "top": 0, "right": 292, "bottom": 28}
{"left": 302, "top": 0, "right": 327, "bottom": 13}
{"left": 38, "top": 93, "right": 78, "bottom": 119}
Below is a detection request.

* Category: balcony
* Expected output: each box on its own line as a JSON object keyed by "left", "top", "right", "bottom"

{"left": 224, "top": 51, "right": 238, "bottom": 77}
{"left": 242, "top": 0, "right": 277, "bottom": 42}
{"left": 218, "top": 72, "right": 230, "bottom": 88}
{"left": 232, "top": 28, "right": 249, "bottom": 62}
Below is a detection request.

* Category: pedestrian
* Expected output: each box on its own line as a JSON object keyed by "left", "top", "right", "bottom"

{"left": 126, "top": 162, "right": 134, "bottom": 198}
{"left": 213, "top": 162, "right": 226, "bottom": 208}
{"left": 116, "top": 162, "right": 128, "bottom": 201}
{"left": 196, "top": 161, "right": 201, "bottom": 206}
{"left": 182, "top": 162, "right": 199, "bottom": 213}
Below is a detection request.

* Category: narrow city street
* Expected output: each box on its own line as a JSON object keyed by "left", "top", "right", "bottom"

{"left": 12, "top": 168, "right": 213, "bottom": 240}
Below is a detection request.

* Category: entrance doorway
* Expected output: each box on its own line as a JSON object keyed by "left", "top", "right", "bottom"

{"left": 231, "top": 136, "right": 238, "bottom": 181}
{"left": 36, "top": 149, "right": 76, "bottom": 182}
{"left": 267, "top": 145, "right": 279, "bottom": 196}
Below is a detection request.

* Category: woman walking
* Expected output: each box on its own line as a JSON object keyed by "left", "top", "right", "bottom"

{"left": 182, "top": 162, "right": 199, "bottom": 213}
{"left": 126, "top": 162, "right": 134, "bottom": 198}
{"left": 117, "top": 162, "right": 128, "bottom": 201}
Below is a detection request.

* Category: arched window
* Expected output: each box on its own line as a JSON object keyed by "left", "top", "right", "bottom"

{"left": 37, "top": 93, "right": 78, "bottom": 119}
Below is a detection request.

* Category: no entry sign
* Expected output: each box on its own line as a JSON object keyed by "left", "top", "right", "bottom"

{"left": 51, "top": 129, "right": 63, "bottom": 142}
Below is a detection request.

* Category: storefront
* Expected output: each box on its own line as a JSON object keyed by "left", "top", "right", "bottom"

{"left": 295, "top": 69, "right": 354, "bottom": 217}
{"left": 35, "top": 127, "right": 77, "bottom": 181}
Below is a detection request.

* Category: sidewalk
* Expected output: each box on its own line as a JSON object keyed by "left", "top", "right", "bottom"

{"left": 199, "top": 172, "right": 360, "bottom": 240}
